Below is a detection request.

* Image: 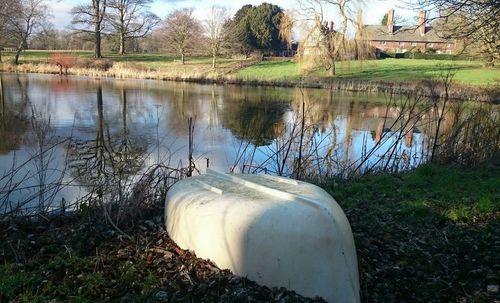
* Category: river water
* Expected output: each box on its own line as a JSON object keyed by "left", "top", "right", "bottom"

{"left": 0, "top": 73, "right": 427, "bottom": 213}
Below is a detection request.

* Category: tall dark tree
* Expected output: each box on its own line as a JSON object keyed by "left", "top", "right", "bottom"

{"left": 225, "top": 3, "right": 285, "bottom": 56}
{"left": 71, "top": 0, "right": 107, "bottom": 58}
{"left": 106, "top": 0, "right": 160, "bottom": 55}
{"left": 225, "top": 4, "right": 253, "bottom": 56}
{"left": 242, "top": 3, "right": 283, "bottom": 52}
{"left": 381, "top": 13, "right": 388, "bottom": 25}
{"left": 381, "top": 12, "right": 406, "bottom": 25}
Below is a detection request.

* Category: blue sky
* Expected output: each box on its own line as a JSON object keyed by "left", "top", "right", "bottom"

{"left": 49, "top": 0, "right": 417, "bottom": 30}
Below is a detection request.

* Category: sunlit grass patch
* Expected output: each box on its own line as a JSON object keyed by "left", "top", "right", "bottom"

{"left": 326, "top": 163, "right": 499, "bottom": 223}
{"left": 236, "top": 58, "right": 499, "bottom": 86}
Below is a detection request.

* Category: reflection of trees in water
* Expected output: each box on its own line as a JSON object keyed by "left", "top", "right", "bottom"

{"left": 162, "top": 83, "right": 207, "bottom": 134}
{"left": 221, "top": 87, "right": 291, "bottom": 146}
{"left": 67, "top": 86, "right": 147, "bottom": 210}
{"left": 49, "top": 77, "right": 77, "bottom": 94}
{"left": 0, "top": 75, "right": 30, "bottom": 154}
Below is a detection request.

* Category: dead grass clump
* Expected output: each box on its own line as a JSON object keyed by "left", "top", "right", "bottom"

{"left": 77, "top": 58, "right": 113, "bottom": 71}
{"left": 119, "top": 62, "right": 151, "bottom": 72}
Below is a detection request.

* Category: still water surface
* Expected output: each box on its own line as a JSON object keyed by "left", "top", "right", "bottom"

{"left": 0, "top": 73, "right": 425, "bottom": 212}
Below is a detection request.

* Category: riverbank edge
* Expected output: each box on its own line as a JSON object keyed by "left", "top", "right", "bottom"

{"left": 1, "top": 62, "right": 498, "bottom": 103}
{"left": 1, "top": 163, "right": 499, "bottom": 302}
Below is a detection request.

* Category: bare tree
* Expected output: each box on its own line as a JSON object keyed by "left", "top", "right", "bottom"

{"left": 161, "top": 8, "right": 203, "bottom": 65}
{"left": 106, "top": 0, "right": 160, "bottom": 55}
{"left": 4, "top": 0, "right": 49, "bottom": 64}
{"left": 407, "top": 0, "right": 498, "bottom": 66}
{"left": 296, "top": 0, "right": 367, "bottom": 77}
{"left": 205, "top": 6, "right": 230, "bottom": 68}
{"left": 0, "top": 0, "right": 20, "bottom": 62}
{"left": 71, "top": 0, "right": 107, "bottom": 58}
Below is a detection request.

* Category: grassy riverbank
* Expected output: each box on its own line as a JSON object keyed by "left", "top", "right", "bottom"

{"left": 237, "top": 58, "right": 500, "bottom": 86}
{"left": 326, "top": 163, "right": 500, "bottom": 302}
{"left": 1, "top": 163, "right": 498, "bottom": 302}
{"left": 1, "top": 50, "right": 498, "bottom": 87}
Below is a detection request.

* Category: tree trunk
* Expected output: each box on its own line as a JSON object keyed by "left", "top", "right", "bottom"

{"left": 181, "top": 52, "right": 185, "bottom": 65}
{"left": 0, "top": 76, "right": 4, "bottom": 116}
{"left": 119, "top": 32, "right": 125, "bottom": 55}
{"left": 95, "top": 26, "right": 102, "bottom": 59}
{"left": 14, "top": 47, "right": 22, "bottom": 65}
{"left": 0, "top": 49, "right": 2, "bottom": 63}
{"left": 212, "top": 54, "right": 216, "bottom": 69}
{"left": 328, "top": 61, "right": 336, "bottom": 77}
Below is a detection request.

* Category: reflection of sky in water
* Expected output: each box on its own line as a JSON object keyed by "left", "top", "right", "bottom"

{"left": 0, "top": 73, "right": 427, "bottom": 213}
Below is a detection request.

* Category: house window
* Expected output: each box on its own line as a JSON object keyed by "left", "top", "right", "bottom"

{"left": 428, "top": 43, "right": 433, "bottom": 47}
{"left": 447, "top": 44, "right": 452, "bottom": 48}
{"left": 411, "top": 42, "right": 417, "bottom": 46}
{"left": 399, "top": 42, "right": 405, "bottom": 46}
{"left": 381, "top": 41, "right": 387, "bottom": 45}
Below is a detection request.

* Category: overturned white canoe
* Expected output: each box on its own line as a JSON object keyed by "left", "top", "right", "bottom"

{"left": 165, "top": 169, "right": 360, "bottom": 303}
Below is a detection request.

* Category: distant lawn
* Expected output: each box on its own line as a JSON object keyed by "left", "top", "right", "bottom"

{"left": 236, "top": 58, "right": 500, "bottom": 86}
{"left": 2, "top": 50, "right": 498, "bottom": 86}
{"left": 1, "top": 50, "right": 239, "bottom": 70}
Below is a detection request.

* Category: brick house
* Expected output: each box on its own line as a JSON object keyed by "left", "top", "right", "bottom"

{"left": 365, "top": 9, "right": 458, "bottom": 56}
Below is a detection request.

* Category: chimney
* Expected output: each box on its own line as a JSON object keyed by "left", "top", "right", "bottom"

{"left": 418, "top": 10, "right": 426, "bottom": 36}
{"left": 387, "top": 9, "right": 394, "bottom": 34}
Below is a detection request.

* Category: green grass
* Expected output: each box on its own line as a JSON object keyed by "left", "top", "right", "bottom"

{"left": 0, "top": 264, "right": 39, "bottom": 302}
{"left": 1, "top": 50, "right": 239, "bottom": 70}
{"left": 237, "top": 58, "right": 500, "bottom": 86}
{"left": 323, "top": 163, "right": 499, "bottom": 301}
{"left": 236, "top": 59, "right": 301, "bottom": 80}
{"left": 328, "top": 164, "right": 499, "bottom": 223}
{"left": 2, "top": 50, "right": 499, "bottom": 86}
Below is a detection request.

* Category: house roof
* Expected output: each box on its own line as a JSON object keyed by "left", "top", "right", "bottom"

{"left": 365, "top": 25, "right": 451, "bottom": 43}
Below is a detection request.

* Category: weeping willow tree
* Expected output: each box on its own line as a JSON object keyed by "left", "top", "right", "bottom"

{"left": 293, "top": 0, "right": 371, "bottom": 77}
{"left": 279, "top": 10, "right": 295, "bottom": 52}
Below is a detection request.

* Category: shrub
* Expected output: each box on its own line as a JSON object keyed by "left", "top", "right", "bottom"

{"left": 378, "top": 51, "right": 396, "bottom": 59}
{"left": 411, "top": 53, "right": 457, "bottom": 60}
{"left": 49, "top": 53, "right": 76, "bottom": 75}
